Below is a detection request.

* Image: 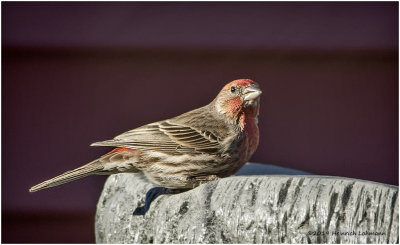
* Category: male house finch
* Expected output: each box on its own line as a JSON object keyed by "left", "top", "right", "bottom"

{"left": 29, "top": 79, "right": 262, "bottom": 192}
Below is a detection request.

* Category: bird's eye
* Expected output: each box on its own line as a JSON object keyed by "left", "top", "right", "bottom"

{"left": 230, "top": 86, "right": 236, "bottom": 93}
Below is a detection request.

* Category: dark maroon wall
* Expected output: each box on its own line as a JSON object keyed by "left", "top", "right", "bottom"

{"left": 2, "top": 2, "right": 398, "bottom": 243}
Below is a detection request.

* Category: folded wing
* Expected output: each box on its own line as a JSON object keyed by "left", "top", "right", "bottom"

{"left": 91, "top": 121, "right": 222, "bottom": 154}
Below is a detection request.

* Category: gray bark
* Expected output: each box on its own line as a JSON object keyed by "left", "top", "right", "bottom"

{"left": 95, "top": 168, "right": 398, "bottom": 243}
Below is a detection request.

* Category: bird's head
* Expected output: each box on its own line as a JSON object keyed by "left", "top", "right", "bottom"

{"left": 214, "top": 79, "right": 262, "bottom": 122}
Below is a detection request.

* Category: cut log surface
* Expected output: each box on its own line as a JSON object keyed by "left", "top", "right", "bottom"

{"left": 95, "top": 165, "right": 398, "bottom": 244}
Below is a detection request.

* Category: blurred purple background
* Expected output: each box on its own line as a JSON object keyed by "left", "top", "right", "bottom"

{"left": 2, "top": 2, "right": 398, "bottom": 243}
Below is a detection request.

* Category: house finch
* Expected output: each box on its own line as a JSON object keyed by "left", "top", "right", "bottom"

{"left": 29, "top": 79, "right": 262, "bottom": 192}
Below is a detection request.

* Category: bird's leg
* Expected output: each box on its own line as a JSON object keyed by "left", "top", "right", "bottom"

{"left": 192, "top": 175, "right": 221, "bottom": 186}
{"left": 164, "top": 188, "right": 188, "bottom": 194}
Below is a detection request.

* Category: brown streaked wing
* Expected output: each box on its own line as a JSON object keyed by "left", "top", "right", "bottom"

{"left": 90, "top": 121, "right": 221, "bottom": 153}
{"left": 158, "top": 121, "right": 221, "bottom": 152}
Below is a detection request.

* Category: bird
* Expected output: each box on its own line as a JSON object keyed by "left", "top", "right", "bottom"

{"left": 29, "top": 79, "right": 262, "bottom": 192}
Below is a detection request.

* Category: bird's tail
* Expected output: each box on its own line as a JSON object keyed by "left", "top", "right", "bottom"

{"left": 29, "top": 160, "right": 104, "bottom": 192}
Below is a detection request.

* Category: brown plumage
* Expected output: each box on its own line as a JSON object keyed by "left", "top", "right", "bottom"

{"left": 29, "top": 79, "right": 262, "bottom": 192}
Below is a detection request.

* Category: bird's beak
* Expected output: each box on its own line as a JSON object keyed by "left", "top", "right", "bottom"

{"left": 243, "top": 84, "right": 262, "bottom": 101}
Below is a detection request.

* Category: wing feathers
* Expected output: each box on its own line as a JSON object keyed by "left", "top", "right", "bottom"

{"left": 91, "top": 121, "right": 223, "bottom": 153}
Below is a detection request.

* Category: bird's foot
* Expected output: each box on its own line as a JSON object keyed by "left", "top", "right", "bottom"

{"left": 192, "top": 175, "right": 221, "bottom": 186}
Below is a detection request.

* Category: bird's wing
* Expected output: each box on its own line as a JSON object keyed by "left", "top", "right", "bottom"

{"left": 159, "top": 121, "right": 222, "bottom": 152}
{"left": 91, "top": 121, "right": 221, "bottom": 153}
